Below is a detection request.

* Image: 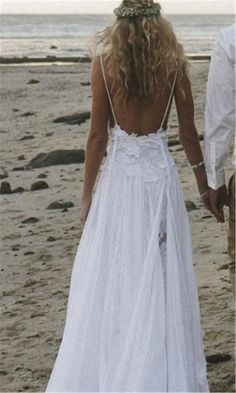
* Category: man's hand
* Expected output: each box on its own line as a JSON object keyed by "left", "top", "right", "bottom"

{"left": 209, "top": 185, "right": 229, "bottom": 223}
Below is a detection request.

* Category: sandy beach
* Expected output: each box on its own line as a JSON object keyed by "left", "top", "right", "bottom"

{"left": 0, "top": 61, "right": 235, "bottom": 392}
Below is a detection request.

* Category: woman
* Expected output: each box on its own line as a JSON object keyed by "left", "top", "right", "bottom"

{"left": 46, "top": 1, "right": 210, "bottom": 391}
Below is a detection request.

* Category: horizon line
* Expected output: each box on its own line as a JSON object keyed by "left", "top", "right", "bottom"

{"left": 1, "top": 12, "right": 235, "bottom": 15}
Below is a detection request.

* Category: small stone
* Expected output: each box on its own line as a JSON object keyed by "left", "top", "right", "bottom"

{"left": 37, "top": 173, "right": 48, "bottom": 179}
{"left": 206, "top": 353, "right": 231, "bottom": 364}
{"left": 81, "top": 81, "right": 91, "bottom": 86}
{"left": 47, "top": 201, "right": 74, "bottom": 210}
{"left": 30, "top": 180, "right": 49, "bottom": 191}
{"left": 47, "top": 236, "right": 57, "bottom": 242}
{"left": 19, "top": 135, "right": 35, "bottom": 141}
{"left": 24, "top": 251, "right": 35, "bottom": 255}
{"left": 12, "top": 166, "right": 26, "bottom": 171}
{"left": 0, "top": 181, "right": 12, "bottom": 194}
{"left": 20, "top": 111, "right": 37, "bottom": 117}
{"left": 27, "top": 79, "right": 40, "bottom": 84}
{"left": 201, "top": 215, "right": 212, "bottom": 220}
{"left": 12, "top": 187, "right": 25, "bottom": 193}
{"left": 21, "top": 217, "right": 40, "bottom": 224}
{"left": 50, "top": 45, "right": 57, "bottom": 49}
{"left": 185, "top": 200, "right": 197, "bottom": 211}
{"left": 0, "top": 167, "right": 8, "bottom": 179}
{"left": 18, "top": 154, "right": 26, "bottom": 161}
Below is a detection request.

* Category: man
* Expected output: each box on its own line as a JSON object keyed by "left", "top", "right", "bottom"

{"left": 204, "top": 24, "right": 235, "bottom": 297}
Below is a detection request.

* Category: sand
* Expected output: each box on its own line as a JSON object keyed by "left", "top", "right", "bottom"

{"left": 0, "top": 61, "right": 235, "bottom": 393}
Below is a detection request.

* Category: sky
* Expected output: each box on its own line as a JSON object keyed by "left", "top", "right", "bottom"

{"left": 1, "top": 0, "right": 235, "bottom": 14}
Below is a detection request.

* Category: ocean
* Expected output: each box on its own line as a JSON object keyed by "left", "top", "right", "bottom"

{"left": 0, "top": 14, "right": 234, "bottom": 58}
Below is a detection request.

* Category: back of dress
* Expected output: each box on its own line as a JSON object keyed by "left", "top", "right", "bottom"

{"left": 46, "top": 54, "right": 209, "bottom": 393}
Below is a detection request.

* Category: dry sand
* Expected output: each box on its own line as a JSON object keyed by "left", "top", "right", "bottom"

{"left": 0, "top": 61, "right": 235, "bottom": 392}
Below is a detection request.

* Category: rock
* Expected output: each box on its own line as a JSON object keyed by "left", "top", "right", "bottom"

{"left": 206, "top": 353, "right": 232, "bottom": 364}
{"left": 12, "top": 108, "right": 19, "bottom": 112}
{"left": 18, "top": 154, "right": 26, "bottom": 161}
{"left": 19, "top": 135, "right": 35, "bottom": 141}
{"left": 47, "top": 201, "right": 74, "bottom": 210}
{"left": 50, "top": 45, "right": 58, "bottom": 49}
{"left": 30, "top": 180, "right": 49, "bottom": 191}
{"left": 185, "top": 200, "right": 198, "bottom": 211}
{"left": 24, "top": 251, "right": 35, "bottom": 255}
{"left": 47, "top": 236, "right": 57, "bottom": 242}
{"left": 20, "top": 111, "right": 37, "bottom": 117}
{"left": 12, "top": 187, "right": 25, "bottom": 193}
{"left": 12, "top": 166, "right": 26, "bottom": 171}
{"left": 27, "top": 79, "right": 40, "bottom": 84}
{"left": 201, "top": 215, "right": 212, "bottom": 220}
{"left": 45, "top": 132, "right": 54, "bottom": 137}
{"left": 81, "top": 81, "right": 91, "bottom": 86}
{"left": 0, "top": 167, "right": 8, "bottom": 179}
{"left": 53, "top": 111, "right": 90, "bottom": 126}
{"left": 0, "top": 181, "right": 12, "bottom": 194}
{"left": 37, "top": 173, "right": 47, "bottom": 179}
{"left": 26, "top": 149, "right": 85, "bottom": 169}
{"left": 21, "top": 217, "right": 40, "bottom": 224}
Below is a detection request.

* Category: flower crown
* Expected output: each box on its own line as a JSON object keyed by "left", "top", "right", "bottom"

{"left": 114, "top": 3, "right": 161, "bottom": 18}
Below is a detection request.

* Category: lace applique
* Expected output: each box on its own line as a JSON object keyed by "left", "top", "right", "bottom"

{"left": 108, "top": 128, "right": 175, "bottom": 182}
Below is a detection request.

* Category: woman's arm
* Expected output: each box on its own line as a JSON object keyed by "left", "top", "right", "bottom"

{"left": 82, "top": 56, "right": 110, "bottom": 201}
{"left": 175, "top": 71, "right": 209, "bottom": 196}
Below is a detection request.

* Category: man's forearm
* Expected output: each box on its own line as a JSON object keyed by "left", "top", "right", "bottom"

{"left": 82, "top": 135, "right": 108, "bottom": 200}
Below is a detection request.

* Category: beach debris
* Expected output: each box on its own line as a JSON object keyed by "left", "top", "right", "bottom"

{"left": 0, "top": 167, "right": 8, "bottom": 179}
{"left": 185, "top": 200, "right": 198, "bottom": 211}
{"left": 47, "top": 201, "right": 74, "bottom": 210}
{"left": 26, "top": 149, "right": 85, "bottom": 169}
{"left": 27, "top": 79, "right": 40, "bottom": 84}
{"left": 21, "top": 217, "right": 40, "bottom": 224}
{"left": 0, "top": 181, "right": 12, "bottom": 194}
{"left": 53, "top": 111, "right": 90, "bottom": 125}
{"left": 206, "top": 353, "right": 232, "bottom": 364}
{"left": 30, "top": 180, "right": 49, "bottom": 191}
{"left": 201, "top": 215, "right": 212, "bottom": 220}
{"left": 20, "top": 111, "right": 37, "bottom": 117}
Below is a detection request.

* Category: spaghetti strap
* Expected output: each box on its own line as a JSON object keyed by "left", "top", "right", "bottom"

{"left": 160, "top": 67, "right": 178, "bottom": 129}
{"left": 100, "top": 54, "right": 118, "bottom": 125}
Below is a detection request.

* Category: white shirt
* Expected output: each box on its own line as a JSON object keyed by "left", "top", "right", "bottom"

{"left": 204, "top": 24, "right": 236, "bottom": 190}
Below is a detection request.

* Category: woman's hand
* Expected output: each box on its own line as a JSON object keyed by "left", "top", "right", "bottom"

{"left": 81, "top": 195, "right": 92, "bottom": 226}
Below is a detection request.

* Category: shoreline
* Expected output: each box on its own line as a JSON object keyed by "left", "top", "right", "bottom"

{"left": 0, "top": 53, "right": 212, "bottom": 65}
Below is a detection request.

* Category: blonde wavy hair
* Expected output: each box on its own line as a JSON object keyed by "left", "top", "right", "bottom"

{"left": 92, "top": 0, "right": 189, "bottom": 104}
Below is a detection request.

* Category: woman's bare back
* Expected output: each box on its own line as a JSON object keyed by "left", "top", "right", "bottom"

{"left": 102, "top": 60, "right": 177, "bottom": 136}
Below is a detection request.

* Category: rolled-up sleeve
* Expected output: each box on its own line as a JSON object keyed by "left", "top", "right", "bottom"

{"left": 204, "top": 36, "right": 235, "bottom": 190}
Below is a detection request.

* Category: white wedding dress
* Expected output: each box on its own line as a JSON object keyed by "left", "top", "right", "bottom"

{"left": 45, "top": 56, "right": 209, "bottom": 392}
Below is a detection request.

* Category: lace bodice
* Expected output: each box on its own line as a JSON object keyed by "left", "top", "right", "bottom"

{"left": 106, "top": 124, "right": 175, "bottom": 182}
